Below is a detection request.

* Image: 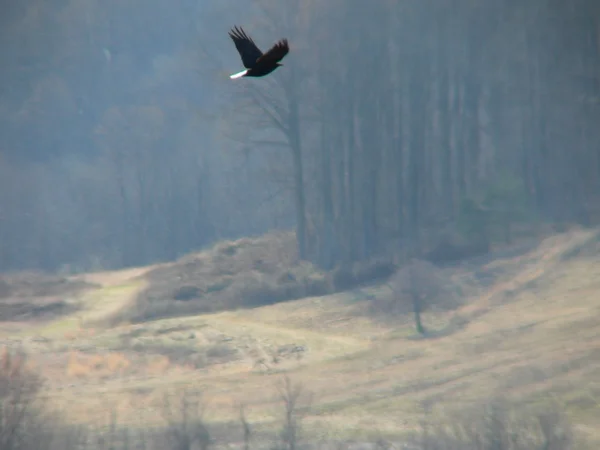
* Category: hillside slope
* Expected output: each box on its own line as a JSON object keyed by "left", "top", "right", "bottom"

{"left": 1, "top": 228, "right": 599, "bottom": 444}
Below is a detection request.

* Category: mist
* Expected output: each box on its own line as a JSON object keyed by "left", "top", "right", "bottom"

{"left": 1, "top": 0, "right": 599, "bottom": 273}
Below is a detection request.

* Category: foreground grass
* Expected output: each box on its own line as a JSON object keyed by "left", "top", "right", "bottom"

{"left": 1, "top": 228, "right": 599, "bottom": 446}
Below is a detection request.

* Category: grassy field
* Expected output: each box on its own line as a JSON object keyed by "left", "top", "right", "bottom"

{"left": 1, "top": 227, "right": 600, "bottom": 445}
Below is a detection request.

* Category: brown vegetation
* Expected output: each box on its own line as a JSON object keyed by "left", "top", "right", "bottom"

{"left": 408, "top": 399, "right": 574, "bottom": 450}
{"left": 370, "top": 259, "right": 466, "bottom": 319}
{"left": 424, "top": 235, "right": 491, "bottom": 266}
{"left": 0, "top": 229, "right": 598, "bottom": 448}
{"left": 0, "top": 271, "right": 96, "bottom": 321}
{"left": 0, "top": 352, "right": 584, "bottom": 449}
{"left": 122, "top": 232, "right": 324, "bottom": 322}
{"left": 119, "top": 232, "right": 396, "bottom": 324}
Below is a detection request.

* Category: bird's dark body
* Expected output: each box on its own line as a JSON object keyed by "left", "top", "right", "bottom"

{"left": 228, "top": 26, "right": 289, "bottom": 79}
{"left": 245, "top": 63, "right": 282, "bottom": 78}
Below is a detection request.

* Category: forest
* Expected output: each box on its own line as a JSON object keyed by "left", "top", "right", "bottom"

{"left": 1, "top": 0, "right": 600, "bottom": 272}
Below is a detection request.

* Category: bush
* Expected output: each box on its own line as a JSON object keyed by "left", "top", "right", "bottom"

{"left": 482, "top": 171, "right": 533, "bottom": 244}
{"left": 0, "top": 347, "right": 79, "bottom": 450}
{"left": 0, "top": 348, "right": 42, "bottom": 441}
{"left": 410, "top": 399, "right": 574, "bottom": 450}
{"left": 331, "top": 259, "right": 397, "bottom": 292}
{"left": 0, "top": 357, "right": 585, "bottom": 450}
{"left": 456, "top": 171, "right": 534, "bottom": 248}
{"left": 371, "top": 259, "right": 464, "bottom": 317}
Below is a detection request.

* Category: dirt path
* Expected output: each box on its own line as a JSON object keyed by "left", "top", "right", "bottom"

{"left": 460, "top": 228, "right": 597, "bottom": 317}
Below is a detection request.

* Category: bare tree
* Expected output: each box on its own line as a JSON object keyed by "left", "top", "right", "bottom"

{"left": 275, "top": 375, "right": 311, "bottom": 450}
{"left": 411, "top": 398, "right": 575, "bottom": 450}
{"left": 380, "top": 260, "right": 462, "bottom": 335}
{"left": 159, "top": 389, "right": 211, "bottom": 450}
{"left": 239, "top": 403, "right": 252, "bottom": 450}
{"left": 0, "top": 348, "right": 43, "bottom": 450}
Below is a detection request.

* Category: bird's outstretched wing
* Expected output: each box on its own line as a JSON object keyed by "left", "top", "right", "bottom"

{"left": 256, "top": 39, "right": 289, "bottom": 66}
{"left": 228, "top": 26, "right": 263, "bottom": 69}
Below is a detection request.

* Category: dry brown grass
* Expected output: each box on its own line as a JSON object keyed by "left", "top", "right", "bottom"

{"left": 120, "top": 232, "right": 329, "bottom": 322}
{"left": 1, "top": 227, "right": 600, "bottom": 446}
{"left": 119, "top": 231, "right": 395, "bottom": 324}
{"left": 65, "top": 351, "right": 131, "bottom": 379}
{"left": 0, "top": 271, "right": 97, "bottom": 322}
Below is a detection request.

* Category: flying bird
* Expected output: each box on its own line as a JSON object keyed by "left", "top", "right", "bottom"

{"left": 228, "top": 26, "right": 289, "bottom": 79}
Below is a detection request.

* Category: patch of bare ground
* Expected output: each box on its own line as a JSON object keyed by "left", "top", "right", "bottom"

{"left": 76, "top": 265, "right": 154, "bottom": 288}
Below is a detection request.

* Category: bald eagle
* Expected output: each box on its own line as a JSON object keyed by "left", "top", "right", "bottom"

{"left": 228, "top": 26, "right": 289, "bottom": 79}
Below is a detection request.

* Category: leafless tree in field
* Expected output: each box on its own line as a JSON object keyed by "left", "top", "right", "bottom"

{"left": 275, "top": 375, "right": 312, "bottom": 450}
{"left": 0, "top": 347, "right": 42, "bottom": 450}
{"left": 410, "top": 398, "right": 574, "bottom": 450}
{"left": 253, "top": 357, "right": 271, "bottom": 373}
{"left": 238, "top": 403, "right": 252, "bottom": 450}
{"left": 159, "top": 389, "right": 211, "bottom": 450}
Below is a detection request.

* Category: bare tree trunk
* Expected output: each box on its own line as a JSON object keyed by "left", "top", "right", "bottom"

{"left": 284, "top": 72, "right": 308, "bottom": 261}
{"left": 409, "top": 265, "right": 425, "bottom": 335}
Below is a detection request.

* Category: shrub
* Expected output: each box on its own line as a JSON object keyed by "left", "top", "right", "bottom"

{"left": 0, "top": 347, "right": 46, "bottom": 449}
{"left": 331, "top": 259, "right": 397, "bottom": 292}
{"left": 410, "top": 399, "right": 574, "bottom": 450}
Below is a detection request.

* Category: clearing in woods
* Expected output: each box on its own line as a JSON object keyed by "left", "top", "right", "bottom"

{"left": 1, "top": 228, "right": 600, "bottom": 443}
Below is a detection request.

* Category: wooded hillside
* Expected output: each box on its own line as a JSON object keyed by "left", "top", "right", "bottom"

{"left": 1, "top": 0, "right": 599, "bottom": 272}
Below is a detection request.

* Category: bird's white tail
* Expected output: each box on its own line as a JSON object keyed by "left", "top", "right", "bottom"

{"left": 229, "top": 69, "right": 248, "bottom": 79}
